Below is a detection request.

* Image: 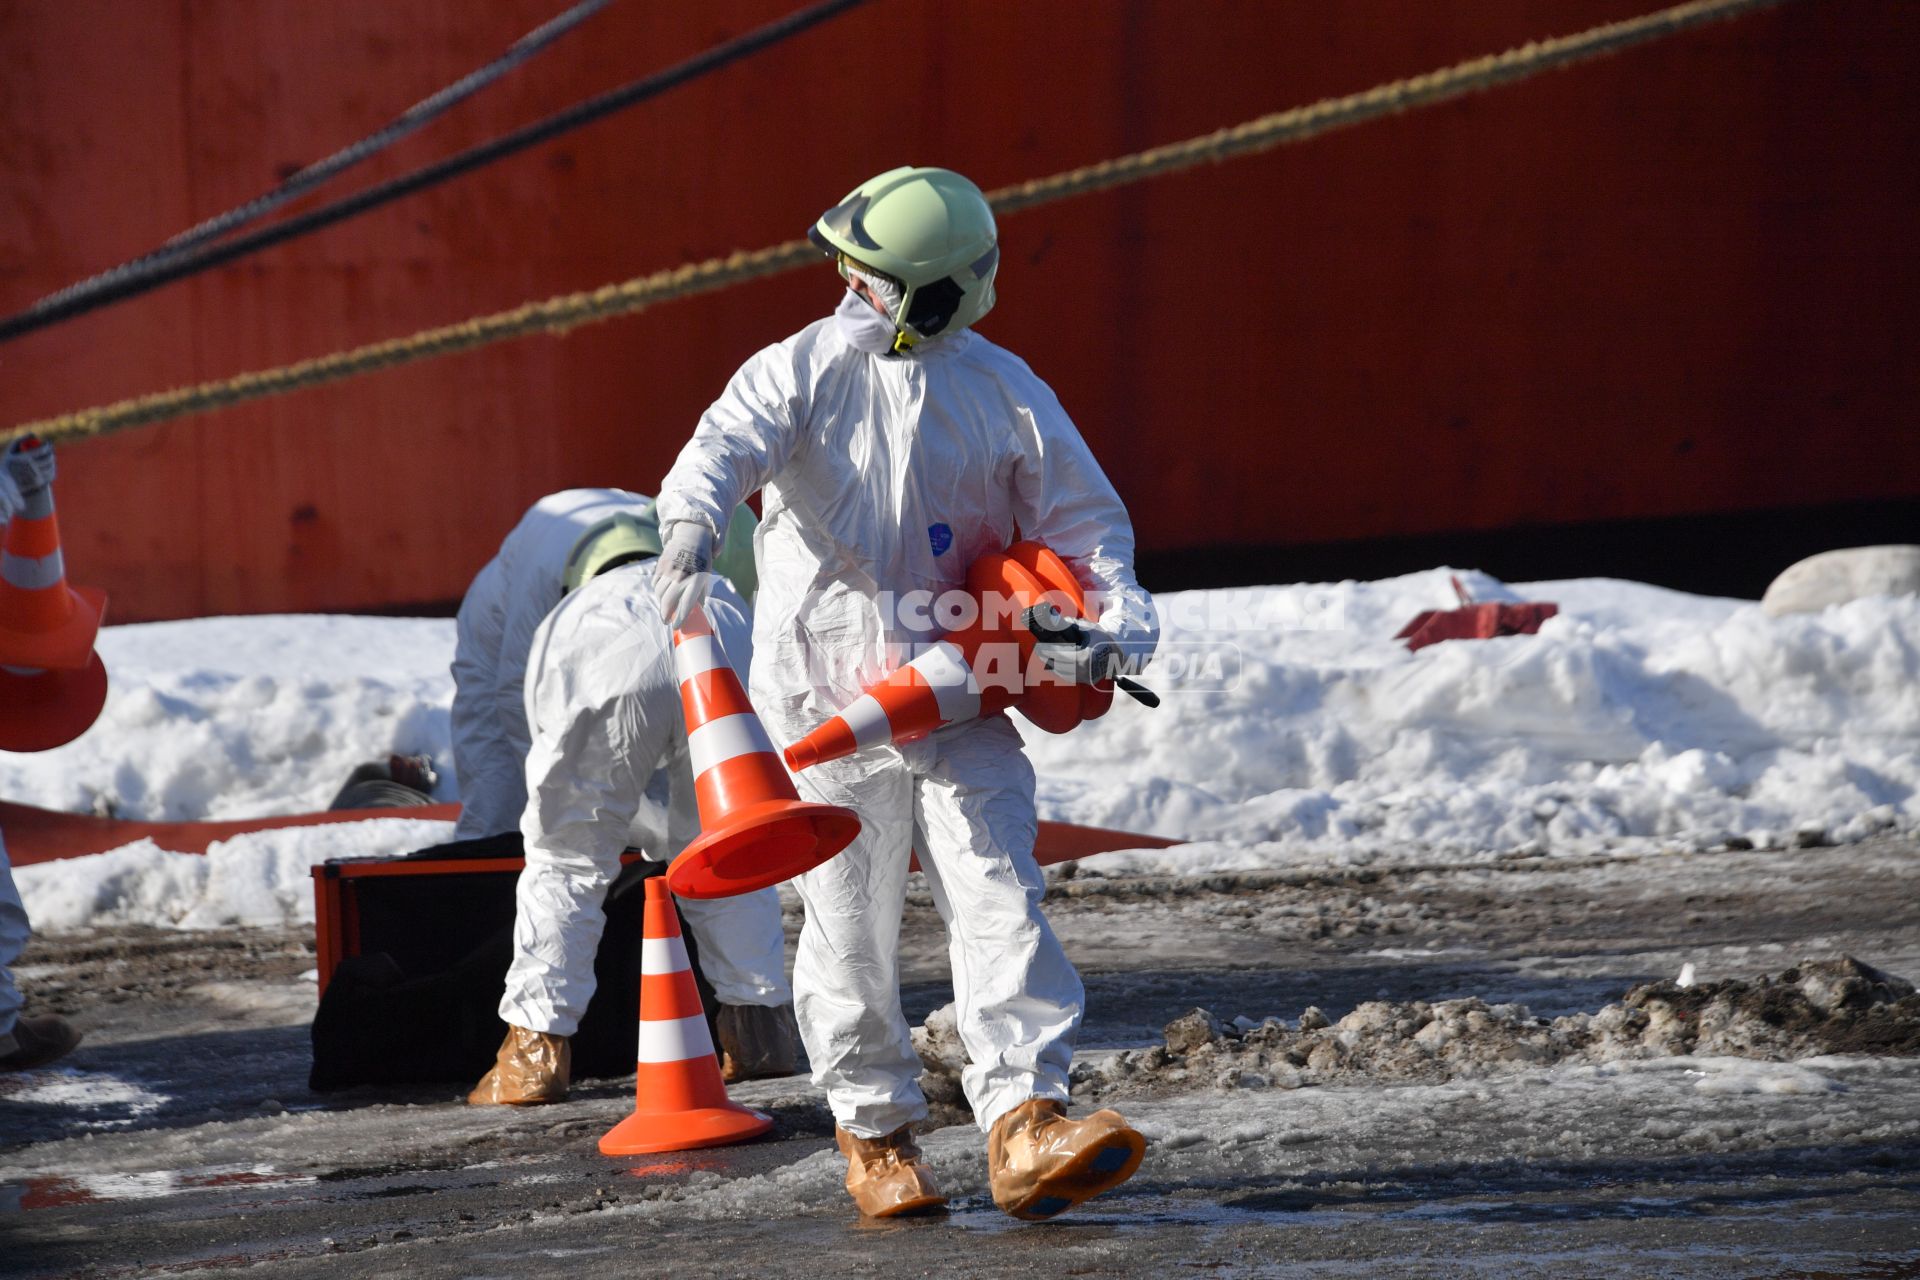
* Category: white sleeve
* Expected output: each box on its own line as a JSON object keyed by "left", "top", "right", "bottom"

{"left": 1, "top": 832, "right": 30, "bottom": 1023}
{"left": 655, "top": 342, "right": 806, "bottom": 539}
{"left": 449, "top": 561, "right": 521, "bottom": 838}
{"left": 1010, "top": 378, "right": 1160, "bottom": 666}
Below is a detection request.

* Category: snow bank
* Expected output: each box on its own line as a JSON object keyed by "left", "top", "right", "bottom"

{"left": 13, "top": 819, "right": 452, "bottom": 932}
{"left": 3, "top": 568, "right": 1917, "bottom": 932}
{"left": 0, "top": 615, "right": 454, "bottom": 821}
{"left": 1027, "top": 569, "right": 1920, "bottom": 870}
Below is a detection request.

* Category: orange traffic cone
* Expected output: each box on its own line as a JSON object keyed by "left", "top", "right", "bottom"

{"left": 782, "top": 637, "right": 987, "bottom": 771}
{"left": 662, "top": 603, "right": 860, "bottom": 900}
{"left": 783, "top": 542, "right": 1113, "bottom": 773}
{"left": 0, "top": 436, "right": 108, "bottom": 753}
{"left": 598, "top": 878, "right": 775, "bottom": 1156}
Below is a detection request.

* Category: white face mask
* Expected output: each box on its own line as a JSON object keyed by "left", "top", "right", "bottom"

{"left": 833, "top": 288, "right": 898, "bottom": 354}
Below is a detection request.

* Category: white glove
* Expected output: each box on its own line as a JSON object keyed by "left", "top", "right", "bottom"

{"left": 3, "top": 437, "right": 55, "bottom": 500}
{"left": 1029, "top": 604, "right": 1122, "bottom": 686}
{"left": 653, "top": 520, "right": 716, "bottom": 628}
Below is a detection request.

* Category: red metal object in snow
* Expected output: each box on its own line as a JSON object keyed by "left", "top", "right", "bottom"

{"left": 0, "top": 798, "right": 462, "bottom": 867}
{"left": 0, "top": 798, "right": 1174, "bottom": 869}
{"left": 1395, "top": 576, "right": 1559, "bottom": 652}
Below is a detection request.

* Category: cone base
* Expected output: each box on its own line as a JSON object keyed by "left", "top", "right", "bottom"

{"left": 666, "top": 799, "right": 861, "bottom": 899}
{"left": 0, "top": 653, "right": 108, "bottom": 752}
{"left": 0, "top": 585, "right": 107, "bottom": 673}
{"left": 598, "top": 1102, "right": 773, "bottom": 1156}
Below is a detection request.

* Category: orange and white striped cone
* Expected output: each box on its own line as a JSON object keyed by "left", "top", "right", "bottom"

{"left": 662, "top": 603, "right": 860, "bottom": 900}
{"left": 598, "top": 878, "right": 775, "bottom": 1156}
{"left": 783, "top": 638, "right": 996, "bottom": 771}
{"left": 782, "top": 542, "right": 1113, "bottom": 773}
{"left": 0, "top": 436, "right": 109, "bottom": 753}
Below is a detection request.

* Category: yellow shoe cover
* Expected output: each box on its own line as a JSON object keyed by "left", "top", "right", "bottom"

{"left": 836, "top": 1125, "right": 948, "bottom": 1218}
{"left": 987, "top": 1098, "right": 1146, "bottom": 1221}
{"left": 467, "top": 1025, "right": 571, "bottom": 1105}
{"left": 717, "top": 1003, "right": 798, "bottom": 1083}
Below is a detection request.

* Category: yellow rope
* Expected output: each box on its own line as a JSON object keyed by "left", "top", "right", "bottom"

{"left": 4, "top": 0, "right": 1794, "bottom": 448}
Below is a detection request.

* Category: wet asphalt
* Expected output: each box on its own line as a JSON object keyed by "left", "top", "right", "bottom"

{"left": 5, "top": 841, "right": 1920, "bottom": 1278}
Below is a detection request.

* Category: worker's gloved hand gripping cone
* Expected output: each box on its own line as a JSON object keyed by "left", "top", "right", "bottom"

{"left": 4, "top": 438, "right": 55, "bottom": 495}
{"left": 1033, "top": 621, "right": 1121, "bottom": 686}
{"left": 1026, "top": 600, "right": 1160, "bottom": 708}
{"left": 653, "top": 520, "right": 715, "bottom": 628}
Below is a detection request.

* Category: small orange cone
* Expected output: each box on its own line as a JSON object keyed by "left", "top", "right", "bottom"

{"left": 663, "top": 603, "right": 860, "bottom": 900}
{"left": 781, "top": 637, "right": 989, "bottom": 771}
{"left": 0, "top": 436, "right": 108, "bottom": 753}
{"left": 598, "top": 878, "right": 775, "bottom": 1156}
{"left": 783, "top": 542, "right": 1112, "bottom": 773}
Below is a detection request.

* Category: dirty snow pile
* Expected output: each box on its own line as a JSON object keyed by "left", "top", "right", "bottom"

{"left": 904, "top": 958, "right": 1920, "bottom": 1118}
{"left": 4, "top": 568, "right": 1919, "bottom": 932}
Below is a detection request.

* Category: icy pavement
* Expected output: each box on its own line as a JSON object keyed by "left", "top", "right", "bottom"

{"left": 5, "top": 839, "right": 1918, "bottom": 1276}
{"left": 4, "top": 1056, "right": 1914, "bottom": 1277}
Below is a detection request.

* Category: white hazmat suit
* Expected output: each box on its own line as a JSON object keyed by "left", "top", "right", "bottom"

{"left": 657, "top": 317, "right": 1157, "bottom": 1136}
{"left": 0, "top": 461, "right": 83, "bottom": 1072}
{"left": 497, "top": 567, "right": 788, "bottom": 1030}
{"left": 0, "top": 835, "right": 26, "bottom": 1043}
{"left": 451, "top": 488, "right": 655, "bottom": 840}
{"left": 2, "top": 482, "right": 40, "bottom": 1048}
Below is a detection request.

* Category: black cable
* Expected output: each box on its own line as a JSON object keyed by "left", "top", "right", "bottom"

{"left": 23, "top": 0, "right": 618, "bottom": 322}
{"left": 0, "top": 0, "right": 870, "bottom": 346}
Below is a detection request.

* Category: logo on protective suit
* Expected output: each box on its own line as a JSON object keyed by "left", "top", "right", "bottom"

{"left": 927, "top": 523, "right": 953, "bottom": 557}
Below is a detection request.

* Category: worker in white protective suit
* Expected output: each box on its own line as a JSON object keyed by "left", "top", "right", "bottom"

{"left": 652, "top": 166, "right": 1157, "bottom": 1220}
{"left": 451, "top": 487, "right": 755, "bottom": 840}
{"left": 0, "top": 442, "right": 88, "bottom": 1072}
{"left": 456, "top": 497, "right": 791, "bottom": 1099}
{"left": 0, "top": 834, "right": 71, "bottom": 1072}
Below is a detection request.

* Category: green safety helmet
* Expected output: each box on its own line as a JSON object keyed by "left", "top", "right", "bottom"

{"left": 807, "top": 166, "right": 1000, "bottom": 355}
{"left": 714, "top": 503, "right": 759, "bottom": 603}
{"left": 562, "top": 509, "right": 661, "bottom": 593}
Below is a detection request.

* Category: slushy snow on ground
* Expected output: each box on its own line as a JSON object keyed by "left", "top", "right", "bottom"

{"left": 5, "top": 568, "right": 1918, "bottom": 932}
